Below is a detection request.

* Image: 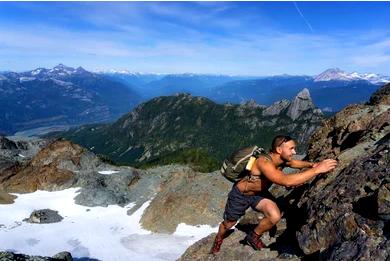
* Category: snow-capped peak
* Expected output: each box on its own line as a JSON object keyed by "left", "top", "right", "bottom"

{"left": 49, "top": 64, "right": 76, "bottom": 75}
{"left": 31, "top": 68, "right": 43, "bottom": 76}
{"left": 315, "top": 68, "right": 390, "bottom": 84}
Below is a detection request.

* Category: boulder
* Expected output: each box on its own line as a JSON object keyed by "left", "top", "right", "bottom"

{"left": 140, "top": 166, "right": 231, "bottom": 233}
{"left": 74, "top": 168, "right": 140, "bottom": 207}
{"left": 24, "top": 209, "right": 63, "bottom": 224}
{"left": 0, "top": 251, "right": 73, "bottom": 261}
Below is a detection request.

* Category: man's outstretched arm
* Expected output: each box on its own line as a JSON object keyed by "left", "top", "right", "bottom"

{"left": 258, "top": 158, "right": 337, "bottom": 187}
{"left": 285, "top": 159, "right": 314, "bottom": 169}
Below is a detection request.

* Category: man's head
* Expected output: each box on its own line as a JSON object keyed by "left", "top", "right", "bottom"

{"left": 270, "top": 135, "right": 296, "bottom": 161}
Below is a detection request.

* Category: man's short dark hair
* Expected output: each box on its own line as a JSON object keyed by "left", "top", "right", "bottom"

{"left": 271, "top": 135, "right": 293, "bottom": 152}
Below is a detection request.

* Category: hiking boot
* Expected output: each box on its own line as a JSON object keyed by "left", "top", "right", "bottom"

{"left": 246, "top": 231, "right": 265, "bottom": 250}
{"left": 210, "top": 236, "right": 223, "bottom": 254}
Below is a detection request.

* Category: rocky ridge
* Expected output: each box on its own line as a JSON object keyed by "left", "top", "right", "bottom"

{"left": 59, "top": 89, "right": 323, "bottom": 170}
{"left": 0, "top": 138, "right": 141, "bottom": 208}
{"left": 293, "top": 83, "right": 390, "bottom": 258}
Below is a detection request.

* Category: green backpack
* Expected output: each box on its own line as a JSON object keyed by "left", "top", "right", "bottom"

{"left": 220, "top": 146, "right": 266, "bottom": 182}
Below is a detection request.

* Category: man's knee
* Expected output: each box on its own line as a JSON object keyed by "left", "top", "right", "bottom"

{"left": 268, "top": 211, "right": 281, "bottom": 225}
{"left": 257, "top": 199, "right": 281, "bottom": 225}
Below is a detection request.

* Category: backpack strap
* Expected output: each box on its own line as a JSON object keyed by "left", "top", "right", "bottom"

{"left": 220, "top": 160, "right": 228, "bottom": 174}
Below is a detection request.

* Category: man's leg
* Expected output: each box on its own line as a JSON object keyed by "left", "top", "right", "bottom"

{"left": 246, "top": 198, "right": 281, "bottom": 250}
{"left": 254, "top": 198, "right": 281, "bottom": 235}
{"left": 211, "top": 219, "right": 237, "bottom": 254}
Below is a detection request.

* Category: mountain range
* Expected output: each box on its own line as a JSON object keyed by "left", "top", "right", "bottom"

{"left": 0, "top": 64, "right": 141, "bottom": 135}
{"left": 55, "top": 89, "right": 324, "bottom": 171}
{"left": 104, "top": 68, "right": 388, "bottom": 112}
{"left": 1, "top": 64, "right": 388, "bottom": 135}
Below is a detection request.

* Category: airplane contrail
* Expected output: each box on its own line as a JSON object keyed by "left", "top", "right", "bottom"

{"left": 293, "top": 2, "right": 314, "bottom": 33}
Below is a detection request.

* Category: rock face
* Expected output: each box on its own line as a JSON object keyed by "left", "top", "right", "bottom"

{"left": 293, "top": 83, "right": 390, "bottom": 259}
{"left": 180, "top": 83, "right": 390, "bottom": 260}
{"left": 140, "top": 166, "right": 231, "bottom": 233}
{"left": 0, "top": 136, "right": 48, "bottom": 173}
{"left": 0, "top": 140, "right": 90, "bottom": 193}
{"left": 73, "top": 167, "right": 141, "bottom": 207}
{"left": 296, "top": 139, "right": 390, "bottom": 259}
{"left": 0, "top": 137, "right": 142, "bottom": 207}
{"left": 262, "top": 99, "right": 290, "bottom": 116}
{"left": 286, "top": 88, "right": 316, "bottom": 121}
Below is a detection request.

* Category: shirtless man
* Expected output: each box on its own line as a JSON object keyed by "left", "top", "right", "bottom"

{"left": 211, "top": 135, "right": 338, "bottom": 254}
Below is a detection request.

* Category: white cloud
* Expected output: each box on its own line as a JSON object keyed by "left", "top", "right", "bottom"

{"left": 1, "top": 16, "right": 390, "bottom": 75}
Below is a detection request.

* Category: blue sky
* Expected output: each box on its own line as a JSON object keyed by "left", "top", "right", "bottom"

{"left": 0, "top": 2, "right": 389, "bottom": 75}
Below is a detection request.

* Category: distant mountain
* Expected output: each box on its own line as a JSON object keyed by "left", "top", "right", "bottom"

{"left": 0, "top": 64, "right": 141, "bottom": 135}
{"left": 102, "top": 68, "right": 387, "bottom": 113}
{"left": 102, "top": 70, "right": 165, "bottom": 91}
{"left": 57, "top": 89, "right": 324, "bottom": 171}
{"left": 314, "top": 68, "right": 390, "bottom": 84}
{"left": 209, "top": 74, "right": 380, "bottom": 112}
{"left": 103, "top": 71, "right": 254, "bottom": 99}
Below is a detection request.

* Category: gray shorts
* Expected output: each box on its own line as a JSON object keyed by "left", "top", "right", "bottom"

{"left": 223, "top": 185, "right": 265, "bottom": 221}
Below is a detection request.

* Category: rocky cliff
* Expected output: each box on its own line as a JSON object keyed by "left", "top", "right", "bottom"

{"left": 293, "top": 83, "right": 390, "bottom": 259}
{"left": 178, "top": 83, "right": 390, "bottom": 260}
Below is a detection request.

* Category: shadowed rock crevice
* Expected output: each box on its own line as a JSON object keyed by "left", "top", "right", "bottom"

{"left": 339, "top": 130, "right": 365, "bottom": 151}
{"left": 352, "top": 192, "right": 378, "bottom": 220}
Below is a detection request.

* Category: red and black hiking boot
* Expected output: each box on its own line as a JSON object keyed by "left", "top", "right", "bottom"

{"left": 246, "top": 231, "right": 265, "bottom": 250}
{"left": 210, "top": 236, "right": 223, "bottom": 254}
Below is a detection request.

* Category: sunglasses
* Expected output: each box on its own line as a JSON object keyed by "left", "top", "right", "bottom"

{"left": 276, "top": 136, "right": 293, "bottom": 147}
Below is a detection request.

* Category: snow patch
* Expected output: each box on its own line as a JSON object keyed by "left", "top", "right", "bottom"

{"left": 19, "top": 77, "right": 36, "bottom": 82}
{"left": 98, "top": 170, "right": 119, "bottom": 175}
{"left": 31, "top": 69, "right": 42, "bottom": 75}
{"left": 0, "top": 188, "right": 215, "bottom": 261}
{"left": 53, "top": 79, "right": 73, "bottom": 87}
